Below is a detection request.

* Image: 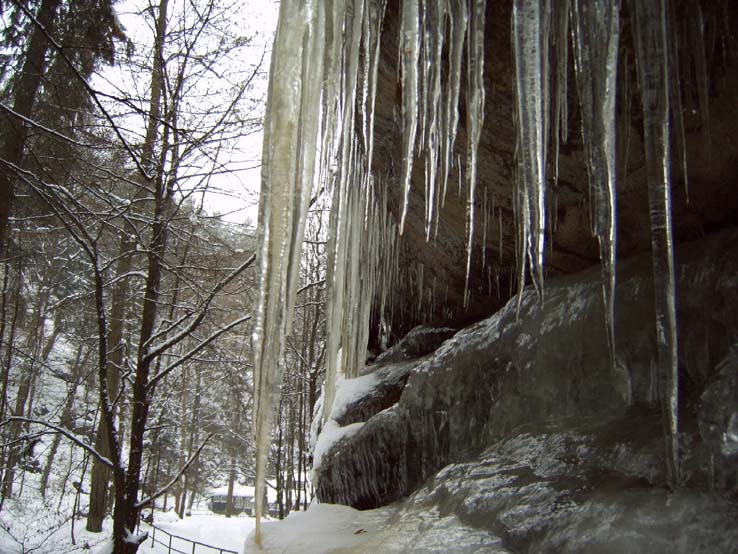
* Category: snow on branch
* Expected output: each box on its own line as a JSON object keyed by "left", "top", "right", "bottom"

{"left": 0, "top": 417, "right": 114, "bottom": 468}
{"left": 296, "top": 279, "right": 326, "bottom": 296}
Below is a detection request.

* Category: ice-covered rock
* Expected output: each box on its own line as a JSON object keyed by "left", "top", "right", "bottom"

{"left": 373, "top": 325, "right": 457, "bottom": 365}
{"left": 699, "top": 348, "right": 738, "bottom": 458}
{"left": 313, "top": 228, "right": 738, "bottom": 552}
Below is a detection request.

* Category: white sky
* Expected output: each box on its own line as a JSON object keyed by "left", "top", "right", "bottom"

{"left": 97, "top": 0, "right": 281, "bottom": 226}
{"left": 201, "top": 0, "right": 280, "bottom": 226}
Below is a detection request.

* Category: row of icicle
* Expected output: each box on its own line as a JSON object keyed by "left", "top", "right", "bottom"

{"left": 251, "top": 0, "right": 729, "bottom": 541}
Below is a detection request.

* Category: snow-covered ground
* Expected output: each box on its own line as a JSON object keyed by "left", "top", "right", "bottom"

{"left": 138, "top": 509, "right": 254, "bottom": 554}
{"left": 243, "top": 503, "right": 390, "bottom": 554}
{"left": 242, "top": 500, "right": 509, "bottom": 554}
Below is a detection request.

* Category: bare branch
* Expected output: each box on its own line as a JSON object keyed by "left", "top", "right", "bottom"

{"left": 135, "top": 433, "right": 213, "bottom": 509}
{"left": 148, "top": 313, "right": 251, "bottom": 389}
{"left": 0, "top": 102, "right": 98, "bottom": 148}
{"left": 12, "top": 0, "right": 152, "bottom": 181}
{"left": 142, "top": 253, "right": 256, "bottom": 361}
{"left": 1, "top": 417, "right": 114, "bottom": 468}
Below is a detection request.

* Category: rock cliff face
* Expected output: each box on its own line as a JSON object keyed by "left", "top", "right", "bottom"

{"left": 314, "top": 228, "right": 738, "bottom": 552}
{"left": 368, "top": 0, "right": 738, "bottom": 336}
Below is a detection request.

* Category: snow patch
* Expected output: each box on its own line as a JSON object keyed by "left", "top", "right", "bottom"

{"left": 313, "top": 420, "right": 365, "bottom": 470}
{"left": 243, "top": 503, "right": 386, "bottom": 554}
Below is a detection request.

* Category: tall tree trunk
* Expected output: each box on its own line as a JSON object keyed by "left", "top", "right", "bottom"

{"left": 0, "top": 255, "right": 22, "bottom": 511}
{"left": 87, "top": 238, "right": 132, "bottom": 532}
{"left": 2, "top": 289, "right": 52, "bottom": 500}
{"left": 176, "top": 365, "right": 189, "bottom": 519}
{"left": 225, "top": 466, "right": 236, "bottom": 518}
{"left": 0, "top": 0, "right": 61, "bottom": 258}
{"left": 111, "top": 0, "right": 169, "bottom": 547}
{"left": 226, "top": 392, "right": 242, "bottom": 518}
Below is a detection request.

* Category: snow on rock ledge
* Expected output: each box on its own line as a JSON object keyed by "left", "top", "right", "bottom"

{"left": 312, "top": 325, "right": 457, "bottom": 470}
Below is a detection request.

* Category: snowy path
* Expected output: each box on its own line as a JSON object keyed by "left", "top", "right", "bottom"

{"left": 137, "top": 511, "right": 254, "bottom": 554}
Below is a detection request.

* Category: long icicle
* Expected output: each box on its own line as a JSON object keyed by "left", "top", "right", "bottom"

{"left": 324, "top": 0, "right": 366, "bottom": 424}
{"left": 464, "top": 0, "right": 486, "bottom": 305}
{"left": 252, "top": 0, "right": 325, "bottom": 543}
{"left": 440, "top": 0, "right": 468, "bottom": 208}
{"left": 512, "top": 0, "right": 550, "bottom": 304}
{"left": 570, "top": 0, "right": 621, "bottom": 379}
{"left": 551, "top": 0, "right": 568, "bottom": 186}
{"left": 630, "top": 0, "right": 680, "bottom": 487}
{"left": 399, "top": 0, "right": 421, "bottom": 235}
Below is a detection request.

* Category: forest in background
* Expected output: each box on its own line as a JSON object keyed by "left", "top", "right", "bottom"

{"left": 0, "top": 0, "right": 323, "bottom": 551}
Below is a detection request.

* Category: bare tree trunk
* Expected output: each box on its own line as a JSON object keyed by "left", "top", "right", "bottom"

{"left": 225, "top": 466, "right": 236, "bottom": 518}
{"left": 226, "top": 390, "right": 242, "bottom": 518}
{"left": 0, "top": 0, "right": 61, "bottom": 258}
{"left": 2, "top": 289, "right": 54, "bottom": 500}
{"left": 87, "top": 238, "right": 132, "bottom": 532}
{"left": 0, "top": 255, "right": 22, "bottom": 511}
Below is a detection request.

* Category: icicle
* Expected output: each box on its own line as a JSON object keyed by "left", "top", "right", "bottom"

{"left": 440, "top": 0, "right": 468, "bottom": 207}
{"left": 551, "top": 0, "right": 569, "bottom": 186}
{"left": 481, "top": 186, "right": 488, "bottom": 268}
{"left": 323, "top": 0, "right": 365, "bottom": 424}
{"left": 498, "top": 207, "right": 503, "bottom": 263}
{"left": 667, "top": 0, "right": 688, "bottom": 202}
{"left": 399, "top": 0, "right": 421, "bottom": 235}
{"left": 417, "top": 263, "right": 424, "bottom": 318}
{"left": 617, "top": 51, "right": 632, "bottom": 188}
{"left": 414, "top": 7, "right": 424, "bottom": 153}
{"left": 365, "top": 0, "right": 388, "bottom": 178}
{"left": 464, "top": 0, "right": 486, "bottom": 305}
{"left": 688, "top": 0, "right": 711, "bottom": 155}
{"left": 512, "top": 0, "right": 550, "bottom": 304}
{"left": 425, "top": 0, "right": 445, "bottom": 241}
{"left": 570, "top": 0, "right": 620, "bottom": 373}
{"left": 630, "top": 0, "right": 680, "bottom": 486}
{"left": 252, "top": 0, "right": 326, "bottom": 543}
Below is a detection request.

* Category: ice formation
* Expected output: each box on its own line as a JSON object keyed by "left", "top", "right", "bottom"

{"left": 250, "top": 0, "right": 720, "bottom": 526}
{"left": 251, "top": 0, "right": 326, "bottom": 542}
{"left": 512, "top": 0, "right": 548, "bottom": 306}
{"left": 569, "top": 0, "right": 620, "bottom": 369}
{"left": 629, "top": 0, "right": 680, "bottom": 484}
